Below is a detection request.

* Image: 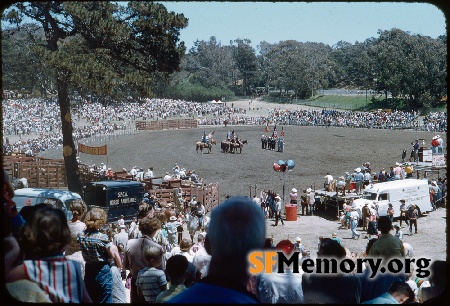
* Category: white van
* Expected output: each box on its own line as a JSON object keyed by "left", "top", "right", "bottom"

{"left": 352, "top": 179, "right": 432, "bottom": 218}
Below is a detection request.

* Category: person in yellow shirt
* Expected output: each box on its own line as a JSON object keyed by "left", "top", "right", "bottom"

{"left": 404, "top": 163, "right": 414, "bottom": 178}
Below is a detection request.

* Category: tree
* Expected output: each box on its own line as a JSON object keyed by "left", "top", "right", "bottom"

{"left": 2, "top": 1, "right": 187, "bottom": 193}
{"left": 229, "top": 38, "right": 257, "bottom": 96}
{"left": 370, "top": 28, "right": 447, "bottom": 109}
{"left": 258, "top": 40, "right": 333, "bottom": 99}
{"left": 1, "top": 24, "right": 55, "bottom": 95}
{"left": 185, "top": 36, "right": 236, "bottom": 88}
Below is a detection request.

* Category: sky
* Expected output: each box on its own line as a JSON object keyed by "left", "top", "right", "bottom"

{"left": 159, "top": 2, "right": 447, "bottom": 50}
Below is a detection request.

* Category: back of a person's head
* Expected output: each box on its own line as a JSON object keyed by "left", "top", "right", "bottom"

{"left": 84, "top": 208, "right": 107, "bottom": 230}
{"left": 429, "top": 260, "right": 446, "bottom": 287}
{"left": 317, "top": 238, "right": 346, "bottom": 259}
{"left": 69, "top": 199, "right": 87, "bottom": 218}
{"left": 166, "top": 255, "right": 189, "bottom": 283}
{"left": 19, "top": 203, "right": 51, "bottom": 223}
{"left": 138, "top": 201, "right": 152, "bottom": 217}
{"left": 207, "top": 196, "right": 265, "bottom": 260}
{"left": 139, "top": 216, "right": 161, "bottom": 236}
{"left": 378, "top": 216, "right": 392, "bottom": 233}
{"left": 366, "top": 237, "right": 378, "bottom": 254}
{"left": 19, "top": 206, "right": 71, "bottom": 259}
{"left": 143, "top": 245, "right": 162, "bottom": 264}
{"left": 388, "top": 281, "right": 415, "bottom": 303}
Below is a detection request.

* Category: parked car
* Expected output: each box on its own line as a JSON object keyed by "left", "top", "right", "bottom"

{"left": 13, "top": 188, "right": 82, "bottom": 220}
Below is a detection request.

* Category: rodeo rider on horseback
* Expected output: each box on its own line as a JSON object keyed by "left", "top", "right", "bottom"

{"left": 202, "top": 131, "right": 209, "bottom": 144}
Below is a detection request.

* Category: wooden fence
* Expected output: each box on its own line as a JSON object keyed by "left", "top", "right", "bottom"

{"left": 136, "top": 118, "right": 198, "bottom": 131}
{"left": 146, "top": 181, "right": 220, "bottom": 213}
{"left": 4, "top": 156, "right": 220, "bottom": 212}
{"left": 3, "top": 154, "right": 220, "bottom": 211}
{"left": 4, "top": 155, "right": 67, "bottom": 188}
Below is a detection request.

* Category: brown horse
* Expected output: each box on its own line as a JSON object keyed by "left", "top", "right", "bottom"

{"left": 230, "top": 139, "right": 247, "bottom": 153}
{"left": 196, "top": 142, "right": 212, "bottom": 154}
{"left": 221, "top": 140, "right": 230, "bottom": 153}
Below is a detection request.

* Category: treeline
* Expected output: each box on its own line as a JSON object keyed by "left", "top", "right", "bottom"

{"left": 2, "top": 7, "right": 446, "bottom": 110}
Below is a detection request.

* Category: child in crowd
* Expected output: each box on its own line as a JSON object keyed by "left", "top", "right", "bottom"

{"left": 136, "top": 245, "right": 168, "bottom": 303}
{"left": 339, "top": 211, "right": 346, "bottom": 228}
{"left": 6, "top": 206, "right": 92, "bottom": 303}
{"left": 156, "top": 255, "right": 189, "bottom": 303}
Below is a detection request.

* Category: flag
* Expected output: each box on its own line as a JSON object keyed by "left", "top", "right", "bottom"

{"left": 265, "top": 124, "right": 269, "bottom": 133}
{"left": 280, "top": 126, "right": 285, "bottom": 137}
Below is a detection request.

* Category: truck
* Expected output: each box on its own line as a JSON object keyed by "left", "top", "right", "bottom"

{"left": 352, "top": 179, "right": 432, "bottom": 218}
{"left": 82, "top": 180, "right": 145, "bottom": 223}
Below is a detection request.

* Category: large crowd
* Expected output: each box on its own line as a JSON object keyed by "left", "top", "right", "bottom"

{"left": 2, "top": 97, "right": 447, "bottom": 156}
{"left": 4, "top": 169, "right": 447, "bottom": 303}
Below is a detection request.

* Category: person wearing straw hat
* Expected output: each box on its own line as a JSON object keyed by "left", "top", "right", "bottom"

{"left": 407, "top": 204, "right": 419, "bottom": 235}
{"left": 113, "top": 224, "right": 129, "bottom": 249}
{"left": 165, "top": 216, "right": 183, "bottom": 248}
{"left": 274, "top": 195, "right": 284, "bottom": 226}
{"left": 294, "top": 237, "right": 305, "bottom": 252}
{"left": 353, "top": 168, "right": 364, "bottom": 194}
{"left": 290, "top": 188, "right": 298, "bottom": 204}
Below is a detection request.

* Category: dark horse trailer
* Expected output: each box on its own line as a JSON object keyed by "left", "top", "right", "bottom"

{"left": 82, "top": 180, "right": 145, "bottom": 223}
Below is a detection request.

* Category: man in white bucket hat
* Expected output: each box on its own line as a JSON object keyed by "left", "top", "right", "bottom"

{"left": 290, "top": 188, "right": 298, "bottom": 204}
{"left": 274, "top": 195, "right": 284, "bottom": 226}
{"left": 306, "top": 188, "right": 315, "bottom": 216}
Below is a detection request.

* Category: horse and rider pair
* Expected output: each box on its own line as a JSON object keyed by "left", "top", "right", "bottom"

{"left": 202, "top": 131, "right": 215, "bottom": 144}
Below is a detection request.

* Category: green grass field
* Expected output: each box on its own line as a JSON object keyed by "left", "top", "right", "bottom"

{"left": 297, "top": 95, "right": 375, "bottom": 110}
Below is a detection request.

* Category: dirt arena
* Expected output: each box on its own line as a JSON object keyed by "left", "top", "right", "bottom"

{"left": 39, "top": 99, "right": 447, "bottom": 262}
